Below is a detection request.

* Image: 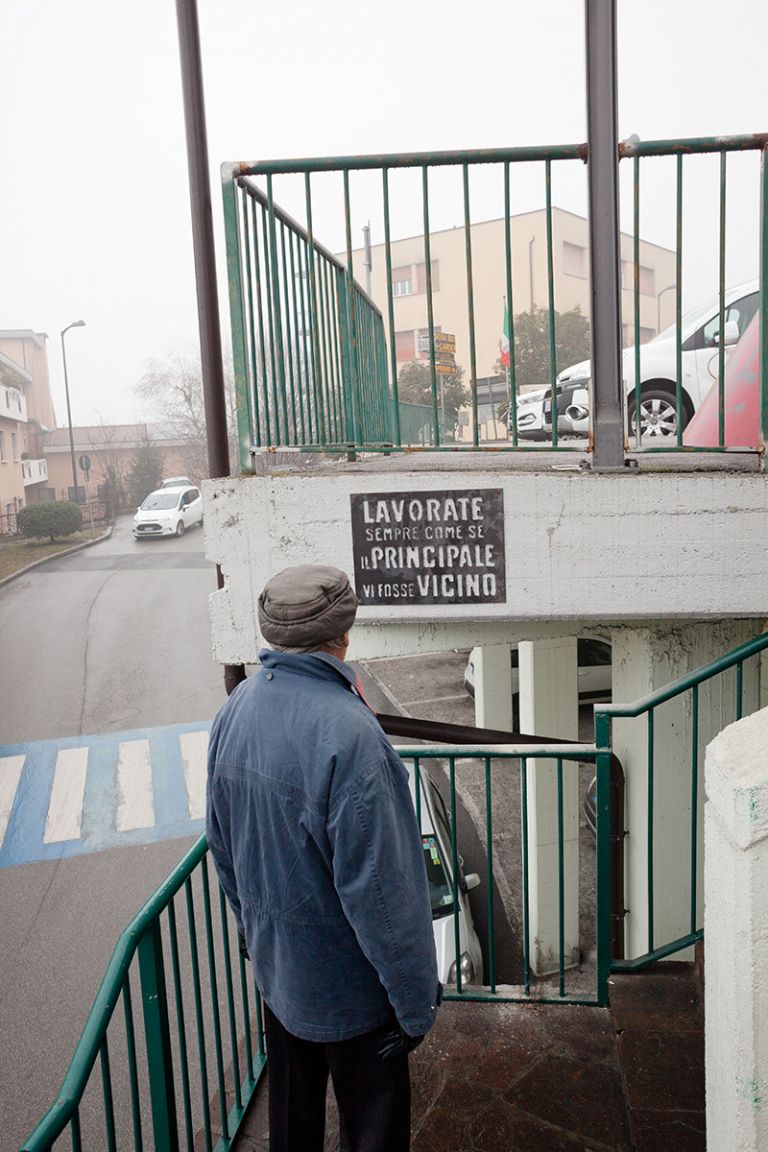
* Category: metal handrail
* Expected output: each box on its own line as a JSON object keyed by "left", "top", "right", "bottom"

{"left": 594, "top": 629, "right": 768, "bottom": 974}
{"left": 20, "top": 836, "right": 208, "bottom": 1151}
{"left": 596, "top": 629, "right": 768, "bottom": 720}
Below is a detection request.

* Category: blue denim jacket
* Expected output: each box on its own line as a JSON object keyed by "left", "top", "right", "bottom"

{"left": 206, "top": 649, "right": 440, "bottom": 1043}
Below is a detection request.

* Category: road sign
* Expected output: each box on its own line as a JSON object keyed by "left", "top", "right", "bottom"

{"left": 417, "top": 331, "right": 456, "bottom": 353}
{"left": 78, "top": 454, "right": 91, "bottom": 474}
{"left": 435, "top": 352, "right": 456, "bottom": 366}
{"left": 435, "top": 364, "right": 455, "bottom": 376}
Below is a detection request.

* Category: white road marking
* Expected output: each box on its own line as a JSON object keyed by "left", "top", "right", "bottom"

{"left": 116, "top": 739, "right": 155, "bottom": 831}
{"left": 44, "top": 747, "right": 88, "bottom": 843}
{"left": 0, "top": 756, "right": 26, "bottom": 846}
{"left": 180, "top": 730, "right": 209, "bottom": 819}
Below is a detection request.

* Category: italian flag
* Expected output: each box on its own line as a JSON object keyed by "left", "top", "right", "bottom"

{"left": 500, "top": 302, "right": 511, "bottom": 368}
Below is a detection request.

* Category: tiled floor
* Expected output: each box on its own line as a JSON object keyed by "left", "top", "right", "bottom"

{"left": 233, "top": 965, "right": 704, "bottom": 1151}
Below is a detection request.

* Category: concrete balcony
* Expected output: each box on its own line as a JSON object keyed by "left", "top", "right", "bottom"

{"left": 1, "top": 384, "right": 27, "bottom": 423}
{"left": 21, "top": 457, "right": 48, "bottom": 486}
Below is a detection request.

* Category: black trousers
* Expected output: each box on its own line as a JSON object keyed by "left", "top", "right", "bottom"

{"left": 264, "top": 1004, "right": 412, "bottom": 1152}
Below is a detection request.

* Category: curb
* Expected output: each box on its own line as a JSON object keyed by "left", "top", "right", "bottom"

{"left": 0, "top": 525, "right": 114, "bottom": 589}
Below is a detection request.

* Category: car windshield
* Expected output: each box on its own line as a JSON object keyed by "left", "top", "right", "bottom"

{"left": 422, "top": 835, "right": 454, "bottom": 919}
{"left": 140, "top": 492, "right": 180, "bottom": 511}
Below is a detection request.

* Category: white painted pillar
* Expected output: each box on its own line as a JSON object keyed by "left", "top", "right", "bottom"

{"left": 611, "top": 621, "right": 761, "bottom": 961}
{"left": 518, "top": 637, "right": 579, "bottom": 976}
{"left": 705, "top": 708, "right": 768, "bottom": 1152}
{"left": 472, "top": 643, "right": 513, "bottom": 732}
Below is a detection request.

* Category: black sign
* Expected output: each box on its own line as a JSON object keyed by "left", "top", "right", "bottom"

{"left": 351, "top": 488, "right": 506, "bottom": 605}
{"left": 78, "top": 454, "right": 91, "bottom": 474}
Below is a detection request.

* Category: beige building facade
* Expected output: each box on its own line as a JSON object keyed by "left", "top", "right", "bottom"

{"left": 348, "top": 208, "right": 677, "bottom": 438}
{"left": 44, "top": 424, "right": 193, "bottom": 507}
{"left": 0, "top": 331, "right": 56, "bottom": 528}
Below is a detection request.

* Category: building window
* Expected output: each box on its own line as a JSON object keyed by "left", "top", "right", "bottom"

{"left": 11, "top": 433, "right": 18, "bottom": 461}
{"left": 415, "top": 261, "right": 440, "bottom": 293}
{"left": 395, "top": 330, "right": 416, "bottom": 361}
{"left": 622, "top": 261, "right": 656, "bottom": 297}
{"left": 563, "top": 242, "right": 587, "bottom": 279}
{"left": 392, "top": 267, "right": 413, "bottom": 297}
{"left": 0, "top": 432, "right": 5, "bottom": 462}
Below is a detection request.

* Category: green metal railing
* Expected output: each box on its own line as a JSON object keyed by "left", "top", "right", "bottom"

{"left": 222, "top": 173, "right": 392, "bottom": 468}
{"left": 223, "top": 134, "right": 766, "bottom": 463}
{"left": 21, "top": 837, "right": 265, "bottom": 1152}
{"left": 398, "top": 743, "right": 610, "bottom": 1008}
{"left": 21, "top": 738, "right": 610, "bottom": 1149}
{"left": 595, "top": 629, "right": 768, "bottom": 972}
{"left": 622, "top": 133, "right": 766, "bottom": 452}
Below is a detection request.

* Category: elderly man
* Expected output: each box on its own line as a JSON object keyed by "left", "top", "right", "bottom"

{"left": 206, "top": 564, "right": 440, "bottom": 1152}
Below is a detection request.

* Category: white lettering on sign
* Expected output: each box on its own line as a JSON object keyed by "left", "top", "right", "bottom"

{"left": 351, "top": 489, "right": 506, "bottom": 606}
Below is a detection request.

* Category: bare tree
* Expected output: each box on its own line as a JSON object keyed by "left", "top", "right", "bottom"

{"left": 86, "top": 420, "right": 130, "bottom": 514}
{"left": 134, "top": 347, "right": 238, "bottom": 480}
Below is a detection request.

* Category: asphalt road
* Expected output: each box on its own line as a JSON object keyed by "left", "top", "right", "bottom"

{"left": 0, "top": 516, "right": 226, "bottom": 745}
{"left": 0, "top": 516, "right": 227, "bottom": 1149}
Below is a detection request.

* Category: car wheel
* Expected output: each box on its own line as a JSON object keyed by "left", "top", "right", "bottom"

{"left": 627, "top": 389, "right": 685, "bottom": 442}
{"left": 176, "top": 520, "right": 185, "bottom": 536}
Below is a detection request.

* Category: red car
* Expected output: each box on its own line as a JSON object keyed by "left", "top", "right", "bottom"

{"left": 683, "top": 311, "right": 761, "bottom": 448}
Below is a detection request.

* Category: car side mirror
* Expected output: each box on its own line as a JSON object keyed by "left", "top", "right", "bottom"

{"left": 723, "top": 319, "right": 740, "bottom": 347}
{"left": 709, "top": 318, "right": 740, "bottom": 348}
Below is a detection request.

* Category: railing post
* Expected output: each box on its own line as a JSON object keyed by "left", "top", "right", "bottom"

{"left": 585, "top": 0, "right": 625, "bottom": 469}
{"left": 138, "top": 922, "right": 180, "bottom": 1152}
{"left": 594, "top": 709, "right": 613, "bottom": 1005}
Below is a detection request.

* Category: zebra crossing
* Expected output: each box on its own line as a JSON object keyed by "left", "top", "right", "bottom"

{"left": 0, "top": 722, "right": 212, "bottom": 869}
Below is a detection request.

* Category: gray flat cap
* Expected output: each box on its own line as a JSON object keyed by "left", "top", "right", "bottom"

{"left": 258, "top": 565, "right": 358, "bottom": 648}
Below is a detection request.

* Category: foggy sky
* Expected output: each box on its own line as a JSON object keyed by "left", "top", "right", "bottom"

{"left": 1, "top": 0, "right": 765, "bottom": 428}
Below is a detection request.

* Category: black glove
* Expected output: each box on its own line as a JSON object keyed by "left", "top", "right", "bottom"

{"left": 376, "top": 1026, "right": 424, "bottom": 1062}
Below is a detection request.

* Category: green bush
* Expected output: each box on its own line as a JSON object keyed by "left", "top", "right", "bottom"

{"left": 17, "top": 500, "right": 83, "bottom": 542}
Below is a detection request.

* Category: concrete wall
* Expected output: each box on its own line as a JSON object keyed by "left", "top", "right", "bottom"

{"left": 706, "top": 708, "right": 768, "bottom": 1151}
{"left": 204, "top": 468, "right": 768, "bottom": 665}
{"left": 612, "top": 620, "right": 763, "bottom": 961}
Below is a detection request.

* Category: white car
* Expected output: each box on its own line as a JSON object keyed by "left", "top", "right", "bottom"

{"left": 408, "top": 763, "right": 484, "bottom": 987}
{"left": 464, "top": 638, "right": 612, "bottom": 722}
{"left": 558, "top": 280, "right": 759, "bottom": 440}
{"left": 160, "top": 475, "right": 193, "bottom": 488}
{"left": 509, "top": 387, "right": 548, "bottom": 440}
{"left": 133, "top": 485, "right": 204, "bottom": 539}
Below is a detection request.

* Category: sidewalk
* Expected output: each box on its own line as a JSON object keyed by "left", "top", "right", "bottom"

{"left": 233, "top": 964, "right": 704, "bottom": 1151}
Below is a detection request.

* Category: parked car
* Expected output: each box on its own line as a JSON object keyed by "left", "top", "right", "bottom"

{"left": 160, "top": 475, "right": 193, "bottom": 488}
{"left": 464, "top": 638, "right": 612, "bottom": 723}
{"left": 509, "top": 387, "right": 549, "bottom": 440}
{"left": 133, "top": 485, "right": 204, "bottom": 539}
{"left": 408, "top": 763, "right": 484, "bottom": 987}
{"left": 683, "top": 311, "right": 760, "bottom": 448}
{"left": 558, "top": 281, "right": 759, "bottom": 440}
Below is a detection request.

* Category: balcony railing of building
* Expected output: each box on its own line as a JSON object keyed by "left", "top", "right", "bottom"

{"left": 222, "top": 133, "right": 767, "bottom": 471}
{"left": 22, "top": 458, "right": 48, "bottom": 486}
{"left": 1, "top": 383, "right": 28, "bottom": 423}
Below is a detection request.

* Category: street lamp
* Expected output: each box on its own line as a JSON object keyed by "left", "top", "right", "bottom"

{"left": 61, "top": 320, "right": 86, "bottom": 502}
{"left": 657, "top": 285, "right": 676, "bottom": 335}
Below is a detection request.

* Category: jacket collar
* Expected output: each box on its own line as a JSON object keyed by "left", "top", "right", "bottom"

{"left": 259, "top": 648, "right": 358, "bottom": 692}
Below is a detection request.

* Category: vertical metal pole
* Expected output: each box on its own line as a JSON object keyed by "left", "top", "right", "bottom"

{"left": 175, "top": 0, "right": 245, "bottom": 696}
{"left": 60, "top": 324, "right": 83, "bottom": 501}
{"left": 363, "top": 222, "right": 372, "bottom": 297}
{"left": 138, "top": 923, "right": 180, "bottom": 1152}
{"left": 586, "top": 0, "right": 625, "bottom": 469}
